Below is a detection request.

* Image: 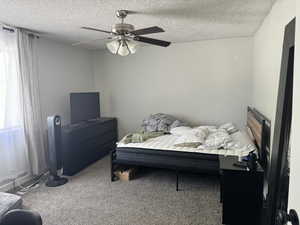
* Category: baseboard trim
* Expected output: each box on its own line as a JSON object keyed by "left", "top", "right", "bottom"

{"left": 0, "top": 173, "right": 33, "bottom": 192}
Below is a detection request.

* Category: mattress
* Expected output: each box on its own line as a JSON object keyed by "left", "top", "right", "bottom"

{"left": 117, "top": 130, "right": 256, "bottom": 157}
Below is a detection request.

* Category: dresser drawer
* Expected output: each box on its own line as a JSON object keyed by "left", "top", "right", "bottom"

{"left": 62, "top": 118, "right": 118, "bottom": 176}
{"left": 69, "top": 119, "right": 117, "bottom": 143}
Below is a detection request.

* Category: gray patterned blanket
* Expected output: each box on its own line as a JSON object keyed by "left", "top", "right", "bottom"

{"left": 142, "top": 113, "right": 188, "bottom": 132}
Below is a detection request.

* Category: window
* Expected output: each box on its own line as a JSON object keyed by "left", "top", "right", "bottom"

{"left": 0, "top": 30, "right": 22, "bottom": 130}
{"left": 0, "top": 28, "right": 29, "bottom": 188}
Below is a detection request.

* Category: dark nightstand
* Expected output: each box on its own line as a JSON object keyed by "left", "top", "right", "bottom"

{"left": 219, "top": 155, "right": 264, "bottom": 225}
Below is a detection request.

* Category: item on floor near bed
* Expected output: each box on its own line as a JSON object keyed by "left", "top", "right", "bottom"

{"left": 142, "top": 113, "right": 187, "bottom": 132}
{"left": 122, "top": 131, "right": 165, "bottom": 144}
{"left": 218, "top": 122, "right": 238, "bottom": 134}
{"left": 0, "top": 193, "right": 22, "bottom": 219}
{"left": 114, "top": 166, "right": 138, "bottom": 181}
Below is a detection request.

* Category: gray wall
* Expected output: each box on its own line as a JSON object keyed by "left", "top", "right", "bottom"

{"left": 252, "top": 0, "right": 295, "bottom": 146}
{"left": 93, "top": 37, "right": 253, "bottom": 137}
{"left": 36, "top": 38, "right": 95, "bottom": 128}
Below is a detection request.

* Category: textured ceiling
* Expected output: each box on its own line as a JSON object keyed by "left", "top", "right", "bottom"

{"left": 0, "top": 0, "right": 275, "bottom": 49}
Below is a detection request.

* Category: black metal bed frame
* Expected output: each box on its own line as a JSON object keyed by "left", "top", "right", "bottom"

{"left": 111, "top": 107, "right": 271, "bottom": 191}
{"left": 111, "top": 147, "right": 219, "bottom": 190}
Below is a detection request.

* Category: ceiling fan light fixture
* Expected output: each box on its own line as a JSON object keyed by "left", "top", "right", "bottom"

{"left": 118, "top": 40, "right": 130, "bottom": 56}
{"left": 126, "top": 40, "right": 138, "bottom": 54}
{"left": 106, "top": 38, "right": 137, "bottom": 56}
{"left": 106, "top": 40, "right": 119, "bottom": 54}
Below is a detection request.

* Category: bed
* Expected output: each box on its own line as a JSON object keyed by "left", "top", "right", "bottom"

{"left": 111, "top": 106, "right": 271, "bottom": 185}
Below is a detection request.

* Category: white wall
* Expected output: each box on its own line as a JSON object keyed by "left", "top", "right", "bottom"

{"left": 36, "top": 38, "right": 94, "bottom": 128}
{"left": 252, "top": 0, "right": 295, "bottom": 145}
{"left": 93, "top": 38, "right": 253, "bottom": 137}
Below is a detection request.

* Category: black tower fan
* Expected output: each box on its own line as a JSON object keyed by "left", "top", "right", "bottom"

{"left": 46, "top": 115, "right": 68, "bottom": 187}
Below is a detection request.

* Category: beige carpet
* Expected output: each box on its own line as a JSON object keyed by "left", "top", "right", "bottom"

{"left": 23, "top": 156, "right": 222, "bottom": 225}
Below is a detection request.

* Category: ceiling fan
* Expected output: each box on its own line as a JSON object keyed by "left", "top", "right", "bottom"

{"left": 73, "top": 10, "right": 171, "bottom": 56}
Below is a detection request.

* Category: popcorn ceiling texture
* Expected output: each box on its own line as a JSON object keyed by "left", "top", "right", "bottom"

{"left": 0, "top": 0, "right": 274, "bottom": 49}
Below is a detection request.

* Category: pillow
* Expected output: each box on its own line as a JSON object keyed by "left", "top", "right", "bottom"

{"left": 174, "top": 132, "right": 205, "bottom": 148}
{"left": 192, "top": 128, "right": 208, "bottom": 141}
{"left": 193, "top": 125, "right": 217, "bottom": 133}
{"left": 219, "top": 123, "right": 238, "bottom": 134}
{"left": 224, "top": 130, "right": 257, "bottom": 152}
{"left": 170, "top": 126, "right": 192, "bottom": 136}
{"left": 170, "top": 126, "right": 210, "bottom": 137}
{"left": 203, "top": 128, "right": 232, "bottom": 149}
{"left": 192, "top": 127, "right": 210, "bottom": 137}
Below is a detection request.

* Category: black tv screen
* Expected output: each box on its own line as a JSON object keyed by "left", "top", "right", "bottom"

{"left": 70, "top": 92, "right": 100, "bottom": 124}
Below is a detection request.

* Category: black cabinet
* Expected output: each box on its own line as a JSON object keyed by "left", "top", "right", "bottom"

{"left": 62, "top": 118, "right": 117, "bottom": 176}
{"left": 219, "top": 156, "right": 264, "bottom": 225}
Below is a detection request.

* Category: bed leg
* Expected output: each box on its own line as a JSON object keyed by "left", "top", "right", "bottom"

{"left": 176, "top": 170, "right": 179, "bottom": 191}
{"left": 110, "top": 149, "right": 116, "bottom": 182}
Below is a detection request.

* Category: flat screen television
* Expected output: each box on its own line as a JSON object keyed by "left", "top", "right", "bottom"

{"left": 70, "top": 92, "right": 100, "bottom": 124}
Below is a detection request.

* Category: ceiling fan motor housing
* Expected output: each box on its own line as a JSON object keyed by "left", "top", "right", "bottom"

{"left": 112, "top": 23, "right": 135, "bottom": 34}
{"left": 116, "top": 10, "right": 128, "bottom": 19}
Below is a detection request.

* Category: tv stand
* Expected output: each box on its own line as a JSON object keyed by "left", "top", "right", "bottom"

{"left": 86, "top": 118, "right": 100, "bottom": 123}
{"left": 61, "top": 117, "right": 117, "bottom": 176}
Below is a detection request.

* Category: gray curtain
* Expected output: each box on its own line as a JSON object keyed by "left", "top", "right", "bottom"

{"left": 17, "top": 29, "right": 47, "bottom": 175}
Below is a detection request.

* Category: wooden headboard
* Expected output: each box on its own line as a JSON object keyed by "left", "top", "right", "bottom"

{"left": 247, "top": 106, "right": 271, "bottom": 169}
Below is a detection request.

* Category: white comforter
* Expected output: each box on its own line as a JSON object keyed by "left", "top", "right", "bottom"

{"left": 117, "top": 130, "right": 256, "bottom": 157}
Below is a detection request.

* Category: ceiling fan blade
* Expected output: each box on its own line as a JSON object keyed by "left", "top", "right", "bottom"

{"left": 81, "top": 26, "right": 112, "bottom": 34}
{"left": 131, "top": 26, "right": 164, "bottom": 35}
{"left": 72, "top": 37, "right": 111, "bottom": 46}
{"left": 133, "top": 36, "right": 171, "bottom": 47}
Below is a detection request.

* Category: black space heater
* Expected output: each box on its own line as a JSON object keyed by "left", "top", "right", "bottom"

{"left": 46, "top": 115, "right": 68, "bottom": 187}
